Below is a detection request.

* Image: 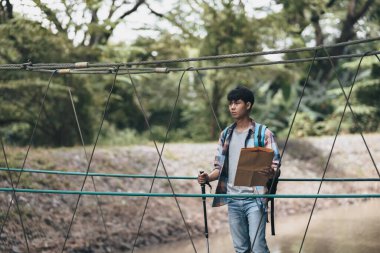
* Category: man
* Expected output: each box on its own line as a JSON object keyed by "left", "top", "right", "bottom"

{"left": 198, "top": 86, "right": 280, "bottom": 253}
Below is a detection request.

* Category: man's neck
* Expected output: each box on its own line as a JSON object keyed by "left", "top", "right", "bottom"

{"left": 234, "top": 117, "right": 251, "bottom": 132}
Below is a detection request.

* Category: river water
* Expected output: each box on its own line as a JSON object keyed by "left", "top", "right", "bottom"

{"left": 136, "top": 200, "right": 380, "bottom": 253}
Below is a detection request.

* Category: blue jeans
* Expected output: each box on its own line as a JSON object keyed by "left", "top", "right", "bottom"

{"left": 227, "top": 198, "right": 270, "bottom": 253}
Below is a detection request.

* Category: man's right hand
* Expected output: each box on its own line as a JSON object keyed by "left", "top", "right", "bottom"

{"left": 198, "top": 172, "right": 209, "bottom": 185}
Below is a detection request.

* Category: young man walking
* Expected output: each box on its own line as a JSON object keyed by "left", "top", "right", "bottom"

{"left": 198, "top": 86, "right": 280, "bottom": 253}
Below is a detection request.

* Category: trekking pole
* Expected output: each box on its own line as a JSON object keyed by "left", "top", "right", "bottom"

{"left": 199, "top": 171, "right": 210, "bottom": 253}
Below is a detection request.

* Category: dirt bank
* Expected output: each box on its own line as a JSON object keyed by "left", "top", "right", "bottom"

{"left": 0, "top": 134, "right": 379, "bottom": 252}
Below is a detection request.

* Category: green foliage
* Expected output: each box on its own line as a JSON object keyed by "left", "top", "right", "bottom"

{"left": 345, "top": 58, "right": 380, "bottom": 132}
{"left": 0, "top": 78, "right": 96, "bottom": 146}
{"left": 98, "top": 124, "right": 147, "bottom": 146}
{"left": 0, "top": 19, "right": 71, "bottom": 64}
{"left": 100, "top": 35, "right": 191, "bottom": 135}
{"left": 1, "top": 0, "right": 380, "bottom": 147}
{"left": 0, "top": 19, "right": 97, "bottom": 146}
{"left": 200, "top": 1, "right": 260, "bottom": 56}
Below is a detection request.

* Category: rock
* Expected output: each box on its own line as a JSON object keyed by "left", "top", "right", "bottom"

{"left": 11, "top": 246, "right": 22, "bottom": 253}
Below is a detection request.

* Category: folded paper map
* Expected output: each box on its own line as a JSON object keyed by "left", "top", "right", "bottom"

{"left": 234, "top": 147, "right": 274, "bottom": 187}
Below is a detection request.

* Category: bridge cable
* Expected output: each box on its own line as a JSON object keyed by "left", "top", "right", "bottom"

{"left": 127, "top": 68, "right": 198, "bottom": 253}
{"left": 4, "top": 36, "right": 377, "bottom": 70}
{"left": 1, "top": 167, "right": 380, "bottom": 181}
{"left": 325, "top": 51, "right": 379, "bottom": 177}
{"left": 297, "top": 50, "right": 377, "bottom": 253}
{"left": 0, "top": 139, "right": 30, "bottom": 252}
{"left": 60, "top": 67, "right": 119, "bottom": 253}
{"left": 0, "top": 70, "right": 57, "bottom": 251}
{"left": 195, "top": 70, "right": 222, "bottom": 132}
{"left": 68, "top": 88, "right": 112, "bottom": 251}
{"left": 14, "top": 51, "right": 380, "bottom": 74}
{"left": 0, "top": 188, "right": 380, "bottom": 198}
{"left": 250, "top": 49, "right": 319, "bottom": 252}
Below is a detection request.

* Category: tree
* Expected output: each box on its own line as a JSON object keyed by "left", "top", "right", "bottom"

{"left": 257, "top": 0, "right": 380, "bottom": 135}
{"left": 107, "top": 34, "right": 190, "bottom": 141}
{"left": 275, "top": 0, "right": 378, "bottom": 82}
{"left": 0, "top": 0, "right": 13, "bottom": 23}
{"left": 160, "top": 0, "right": 380, "bottom": 137}
{"left": 1, "top": 0, "right": 379, "bottom": 145}
{"left": 27, "top": 0, "right": 162, "bottom": 47}
{"left": 0, "top": 1, "right": 164, "bottom": 146}
{"left": 157, "top": 1, "right": 266, "bottom": 138}
{"left": 0, "top": 18, "right": 97, "bottom": 146}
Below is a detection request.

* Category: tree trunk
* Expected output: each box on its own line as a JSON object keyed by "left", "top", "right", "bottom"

{"left": 317, "top": 0, "right": 374, "bottom": 84}
{"left": 0, "top": 0, "right": 13, "bottom": 23}
{"left": 210, "top": 80, "right": 221, "bottom": 139}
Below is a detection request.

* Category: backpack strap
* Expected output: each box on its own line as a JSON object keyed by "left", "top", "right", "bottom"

{"left": 254, "top": 123, "right": 260, "bottom": 147}
{"left": 222, "top": 123, "right": 235, "bottom": 145}
{"left": 254, "top": 123, "right": 267, "bottom": 147}
{"left": 256, "top": 122, "right": 275, "bottom": 235}
{"left": 220, "top": 124, "right": 235, "bottom": 179}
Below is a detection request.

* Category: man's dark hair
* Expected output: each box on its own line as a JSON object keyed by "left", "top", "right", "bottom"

{"left": 227, "top": 86, "right": 255, "bottom": 107}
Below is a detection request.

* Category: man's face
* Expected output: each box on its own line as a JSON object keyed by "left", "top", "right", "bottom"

{"left": 228, "top": 99, "right": 251, "bottom": 119}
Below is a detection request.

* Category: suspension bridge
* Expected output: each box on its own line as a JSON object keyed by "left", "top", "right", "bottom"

{"left": 0, "top": 36, "right": 379, "bottom": 253}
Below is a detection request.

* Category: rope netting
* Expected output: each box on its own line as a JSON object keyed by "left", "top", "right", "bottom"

{"left": 0, "top": 36, "right": 379, "bottom": 253}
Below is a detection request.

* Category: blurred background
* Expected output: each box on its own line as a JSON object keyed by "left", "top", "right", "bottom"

{"left": 0, "top": 0, "right": 379, "bottom": 146}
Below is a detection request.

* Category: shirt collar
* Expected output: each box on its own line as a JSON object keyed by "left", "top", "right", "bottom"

{"left": 229, "top": 118, "right": 256, "bottom": 132}
{"left": 249, "top": 118, "right": 256, "bottom": 132}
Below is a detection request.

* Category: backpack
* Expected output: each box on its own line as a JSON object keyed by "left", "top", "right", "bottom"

{"left": 254, "top": 123, "right": 280, "bottom": 236}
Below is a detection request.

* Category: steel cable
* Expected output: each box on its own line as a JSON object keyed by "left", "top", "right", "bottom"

{"left": 297, "top": 50, "right": 373, "bottom": 253}
{"left": 1, "top": 36, "right": 376, "bottom": 70}
{"left": 68, "top": 88, "right": 112, "bottom": 252}
{"left": 0, "top": 188, "right": 379, "bottom": 198}
{"left": 195, "top": 70, "right": 222, "bottom": 132}
{"left": 0, "top": 139, "right": 30, "bottom": 252}
{"left": 250, "top": 49, "right": 319, "bottom": 252}
{"left": 0, "top": 70, "right": 57, "bottom": 243}
{"left": 325, "top": 51, "right": 379, "bottom": 177}
{"left": 9, "top": 51, "right": 380, "bottom": 74}
{"left": 0, "top": 167, "right": 379, "bottom": 181}
{"left": 127, "top": 68, "right": 198, "bottom": 253}
{"left": 60, "top": 67, "right": 119, "bottom": 253}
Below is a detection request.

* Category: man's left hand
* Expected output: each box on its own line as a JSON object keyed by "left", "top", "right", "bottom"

{"left": 258, "top": 165, "right": 275, "bottom": 177}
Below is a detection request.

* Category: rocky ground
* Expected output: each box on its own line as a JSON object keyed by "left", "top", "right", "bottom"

{"left": 0, "top": 133, "right": 379, "bottom": 253}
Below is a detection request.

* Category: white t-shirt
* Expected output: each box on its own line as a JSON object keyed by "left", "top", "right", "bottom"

{"left": 227, "top": 127, "right": 255, "bottom": 195}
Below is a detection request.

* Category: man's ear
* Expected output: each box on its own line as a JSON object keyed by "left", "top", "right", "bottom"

{"left": 246, "top": 102, "right": 252, "bottom": 110}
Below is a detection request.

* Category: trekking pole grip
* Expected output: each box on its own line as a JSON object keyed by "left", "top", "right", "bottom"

{"left": 199, "top": 170, "right": 206, "bottom": 198}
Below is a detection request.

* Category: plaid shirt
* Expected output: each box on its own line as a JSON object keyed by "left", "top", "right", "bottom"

{"left": 212, "top": 120, "right": 280, "bottom": 207}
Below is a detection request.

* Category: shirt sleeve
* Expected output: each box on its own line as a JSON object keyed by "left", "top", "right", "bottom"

{"left": 213, "top": 130, "right": 226, "bottom": 172}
